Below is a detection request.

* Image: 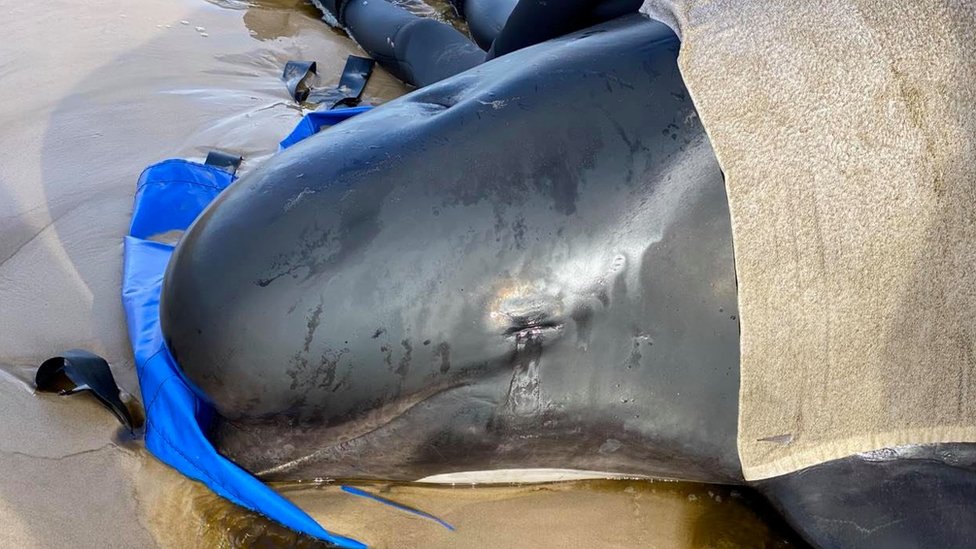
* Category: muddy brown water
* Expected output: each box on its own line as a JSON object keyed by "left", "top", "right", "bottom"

{"left": 148, "top": 474, "right": 803, "bottom": 548}
{"left": 0, "top": 0, "right": 802, "bottom": 546}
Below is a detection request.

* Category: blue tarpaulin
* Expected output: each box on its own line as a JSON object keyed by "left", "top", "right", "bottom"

{"left": 279, "top": 106, "right": 371, "bottom": 150}
{"left": 122, "top": 107, "right": 372, "bottom": 548}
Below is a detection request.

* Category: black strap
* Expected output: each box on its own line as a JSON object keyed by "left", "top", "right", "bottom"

{"left": 282, "top": 56, "right": 375, "bottom": 109}
{"left": 282, "top": 60, "right": 318, "bottom": 102}
{"left": 35, "top": 350, "right": 136, "bottom": 432}
{"left": 205, "top": 150, "right": 243, "bottom": 175}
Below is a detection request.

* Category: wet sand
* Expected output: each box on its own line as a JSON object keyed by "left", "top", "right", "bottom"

{"left": 0, "top": 0, "right": 800, "bottom": 546}
{"left": 146, "top": 475, "right": 800, "bottom": 548}
{"left": 0, "top": 0, "right": 402, "bottom": 546}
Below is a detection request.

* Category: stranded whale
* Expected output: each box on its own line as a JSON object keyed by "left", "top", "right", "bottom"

{"left": 158, "top": 9, "right": 976, "bottom": 548}
{"left": 160, "top": 16, "right": 743, "bottom": 483}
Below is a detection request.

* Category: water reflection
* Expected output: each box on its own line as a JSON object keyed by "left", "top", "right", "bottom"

{"left": 231, "top": 0, "right": 468, "bottom": 41}
{"left": 240, "top": 0, "right": 333, "bottom": 41}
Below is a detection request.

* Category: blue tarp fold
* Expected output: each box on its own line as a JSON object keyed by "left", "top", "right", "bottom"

{"left": 122, "top": 109, "right": 371, "bottom": 548}
{"left": 279, "top": 106, "right": 371, "bottom": 150}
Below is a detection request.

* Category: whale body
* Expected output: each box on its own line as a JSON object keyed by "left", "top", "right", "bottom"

{"left": 161, "top": 16, "right": 742, "bottom": 482}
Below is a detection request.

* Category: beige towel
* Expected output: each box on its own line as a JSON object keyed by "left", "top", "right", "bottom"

{"left": 645, "top": 0, "right": 976, "bottom": 480}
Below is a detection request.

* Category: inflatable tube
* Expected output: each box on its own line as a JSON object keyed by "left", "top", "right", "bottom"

{"left": 161, "top": 15, "right": 742, "bottom": 483}
{"left": 452, "top": 0, "right": 518, "bottom": 51}
{"left": 339, "top": 0, "right": 484, "bottom": 87}
{"left": 319, "top": 0, "right": 643, "bottom": 88}
{"left": 485, "top": 0, "right": 643, "bottom": 59}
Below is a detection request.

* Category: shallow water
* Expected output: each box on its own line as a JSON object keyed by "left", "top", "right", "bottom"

{"left": 147, "top": 473, "right": 803, "bottom": 548}
{"left": 0, "top": 0, "right": 804, "bottom": 546}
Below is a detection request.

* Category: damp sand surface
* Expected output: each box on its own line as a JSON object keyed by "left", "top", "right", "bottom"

{"left": 147, "top": 473, "right": 802, "bottom": 548}
{"left": 1, "top": 0, "right": 800, "bottom": 547}
{"left": 0, "top": 0, "right": 402, "bottom": 545}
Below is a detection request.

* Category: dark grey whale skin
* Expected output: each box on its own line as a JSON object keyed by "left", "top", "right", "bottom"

{"left": 758, "top": 444, "right": 976, "bottom": 549}
{"left": 160, "top": 16, "right": 744, "bottom": 484}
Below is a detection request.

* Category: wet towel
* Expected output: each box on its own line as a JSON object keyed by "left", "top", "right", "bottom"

{"left": 644, "top": 0, "right": 976, "bottom": 479}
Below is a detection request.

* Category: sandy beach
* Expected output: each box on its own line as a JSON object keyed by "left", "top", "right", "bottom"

{"left": 0, "top": 1, "right": 798, "bottom": 546}
{"left": 0, "top": 0, "right": 402, "bottom": 545}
